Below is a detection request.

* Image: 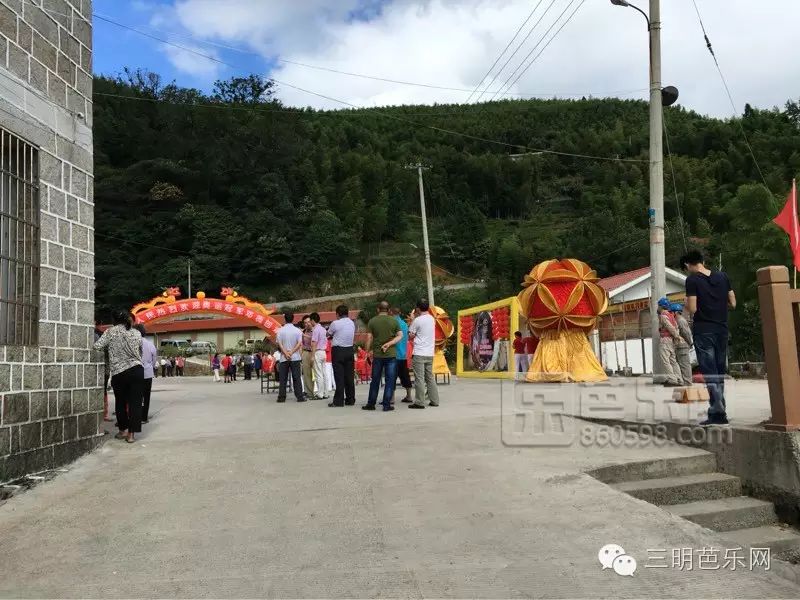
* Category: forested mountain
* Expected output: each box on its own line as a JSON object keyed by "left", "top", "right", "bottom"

{"left": 94, "top": 70, "right": 800, "bottom": 359}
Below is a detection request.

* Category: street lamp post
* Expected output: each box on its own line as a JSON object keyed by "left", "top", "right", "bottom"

{"left": 611, "top": 0, "right": 667, "bottom": 380}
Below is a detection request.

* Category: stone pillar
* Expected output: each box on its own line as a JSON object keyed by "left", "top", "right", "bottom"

{"left": 757, "top": 266, "right": 800, "bottom": 431}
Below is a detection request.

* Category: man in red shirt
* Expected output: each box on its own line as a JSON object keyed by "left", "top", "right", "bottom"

{"left": 524, "top": 333, "right": 539, "bottom": 359}
{"left": 513, "top": 331, "right": 529, "bottom": 375}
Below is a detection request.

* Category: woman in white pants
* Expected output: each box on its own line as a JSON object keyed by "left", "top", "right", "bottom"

{"left": 309, "top": 313, "right": 329, "bottom": 399}
{"left": 212, "top": 353, "right": 222, "bottom": 382}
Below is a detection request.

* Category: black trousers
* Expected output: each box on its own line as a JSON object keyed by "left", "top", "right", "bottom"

{"left": 142, "top": 377, "right": 153, "bottom": 421}
{"left": 396, "top": 358, "right": 412, "bottom": 389}
{"left": 278, "top": 360, "right": 303, "bottom": 401}
{"left": 111, "top": 365, "right": 144, "bottom": 433}
{"left": 244, "top": 364, "right": 252, "bottom": 380}
{"left": 332, "top": 346, "right": 355, "bottom": 405}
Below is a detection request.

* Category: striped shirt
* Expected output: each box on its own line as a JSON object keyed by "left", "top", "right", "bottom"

{"left": 94, "top": 325, "right": 143, "bottom": 376}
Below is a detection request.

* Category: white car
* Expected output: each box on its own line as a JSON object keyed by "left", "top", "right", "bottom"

{"left": 160, "top": 340, "right": 190, "bottom": 350}
{"left": 189, "top": 341, "right": 217, "bottom": 355}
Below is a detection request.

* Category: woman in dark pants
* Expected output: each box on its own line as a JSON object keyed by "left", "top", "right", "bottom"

{"left": 94, "top": 310, "right": 144, "bottom": 443}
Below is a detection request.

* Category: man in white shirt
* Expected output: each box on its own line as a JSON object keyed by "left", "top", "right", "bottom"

{"left": 276, "top": 311, "right": 305, "bottom": 403}
{"left": 408, "top": 299, "right": 440, "bottom": 408}
{"left": 327, "top": 304, "right": 357, "bottom": 407}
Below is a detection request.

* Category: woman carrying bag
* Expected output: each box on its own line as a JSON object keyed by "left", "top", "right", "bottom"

{"left": 94, "top": 310, "right": 144, "bottom": 443}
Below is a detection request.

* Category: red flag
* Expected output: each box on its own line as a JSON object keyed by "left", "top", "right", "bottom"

{"left": 773, "top": 179, "right": 800, "bottom": 270}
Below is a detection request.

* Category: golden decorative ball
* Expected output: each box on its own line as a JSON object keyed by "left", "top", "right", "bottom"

{"left": 196, "top": 291, "right": 206, "bottom": 300}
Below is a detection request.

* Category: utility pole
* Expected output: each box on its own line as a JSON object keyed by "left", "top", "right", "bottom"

{"left": 610, "top": 0, "right": 668, "bottom": 381}
{"left": 648, "top": 0, "right": 666, "bottom": 382}
{"left": 407, "top": 164, "right": 435, "bottom": 308}
{"left": 187, "top": 258, "right": 192, "bottom": 299}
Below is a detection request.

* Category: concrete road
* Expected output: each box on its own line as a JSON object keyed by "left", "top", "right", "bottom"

{"left": 0, "top": 377, "right": 796, "bottom": 598}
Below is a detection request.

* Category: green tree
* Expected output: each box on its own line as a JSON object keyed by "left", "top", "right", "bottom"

{"left": 715, "top": 184, "right": 789, "bottom": 359}
{"left": 92, "top": 71, "right": 800, "bottom": 363}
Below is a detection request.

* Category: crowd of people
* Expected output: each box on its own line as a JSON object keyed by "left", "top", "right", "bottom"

{"left": 212, "top": 352, "right": 268, "bottom": 383}
{"left": 92, "top": 297, "right": 445, "bottom": 444}
{"left": 92, "top": 250, "right": 732, "bottom": 440}
{"left": 157, "top": 356, "right": 185, "bottom": 378}
{"left": 269, "top": 300, "right": 441, "bottom": 411}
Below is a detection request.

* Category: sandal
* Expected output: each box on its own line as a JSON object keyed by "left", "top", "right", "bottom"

{"left": 114, "top": 432, "right": 126, "bottom": 440}
{"left": 126, "top": 437, "right": 135, "bottom": 444}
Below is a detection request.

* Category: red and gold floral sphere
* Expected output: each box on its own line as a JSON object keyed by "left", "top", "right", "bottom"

{"left": 431, "top": 305, "right": 454, "bottom": 350}
{"left": 517, "top": 259, "right": 608, "bottom": 334}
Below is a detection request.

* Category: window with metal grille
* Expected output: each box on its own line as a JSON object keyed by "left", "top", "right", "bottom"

{"left": 0, "top": 128, "right": 40, "bottom": 346}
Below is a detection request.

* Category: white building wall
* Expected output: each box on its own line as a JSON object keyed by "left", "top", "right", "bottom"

{"left": 600, "top": 339, "right": 652, "bottom": 375}
{"left": 600, "top": 271, "right": 687, "bottom": 375}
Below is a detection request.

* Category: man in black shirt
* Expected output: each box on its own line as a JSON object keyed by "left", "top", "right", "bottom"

{"left": 680, "top": 250, "right": 737, "bottom": 425}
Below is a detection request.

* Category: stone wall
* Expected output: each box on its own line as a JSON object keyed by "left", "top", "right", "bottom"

{"left": 0, "top": 0, "right": 99, "bottom": 483}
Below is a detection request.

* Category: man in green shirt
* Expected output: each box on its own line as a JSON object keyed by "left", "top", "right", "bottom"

{"left": 363, "top": 300, "right": 403, "bottom": 412}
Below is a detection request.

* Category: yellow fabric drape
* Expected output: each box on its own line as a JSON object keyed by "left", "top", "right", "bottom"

{"left": 433, "top": 350, "right": 451, "bottom": 375}
{"left": 526, "top": 329, "right": 607, "bottom": 383}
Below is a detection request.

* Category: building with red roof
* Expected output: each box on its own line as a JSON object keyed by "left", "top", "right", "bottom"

{"left": 595, "top": 266, "right": 687, "bottom": 376}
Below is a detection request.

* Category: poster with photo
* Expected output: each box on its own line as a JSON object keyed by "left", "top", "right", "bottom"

{"left": 457, "top": 298, "right": 519, "bottom": 378}
{"left": 470, "top": 311, "right": 495, "bottom": 371}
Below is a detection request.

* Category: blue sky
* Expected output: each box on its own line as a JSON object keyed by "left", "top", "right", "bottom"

{"left": 87, "top": 0, "right": 800, "bottom": 117}
{"left": 92, "top": 0, "right": 269, "bottom": 91}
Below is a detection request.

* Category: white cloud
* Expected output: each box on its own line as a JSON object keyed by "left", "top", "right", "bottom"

{"left": 156, "top": 0, "right": 367, "bottom": 55}
{"left": 163, "top": 43, "right": 223, "bottom": 79}
{"left": 150, "top": 0, "right": 800, "bottom": 117}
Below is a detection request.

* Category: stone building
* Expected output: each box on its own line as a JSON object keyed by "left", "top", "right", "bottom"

{"left": 0, "top": 0, "right": 99, "bottom": 483}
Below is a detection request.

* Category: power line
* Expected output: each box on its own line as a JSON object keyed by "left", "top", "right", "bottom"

{"left": 94, "top": 13, "right": 647, "bottom": 163}
{"left": 465, "top": 0, "right": 545, "bottom": 103}
{"left": 690, "top": 0, "right": 770, "bottom": 191}
{"left": 662, "top": 114, "right": 688, "bottom": 253}
{"left": 492, "top": 0, "right": 584, "bottom": 101}
{"left": 475, "top": 0, "right": 558, "bottom": 104}
{"left": 499, "top": 0, "right": 587, "bottom": 97}
{"left": 95, "top": 232, "right": 191, "bottom": 255}
{"left": 27, "top": 1, "right": 646, "bottom": 101}
{"left": 90, "top": 8, "right": 642, "bottom": 101}
{"left": 491, "top": 0, "right": 578, "bottom": 101}
{"left": 587, "top": 234, "right": 648, "bottom": 264}
{"left": 93, "top": 92, "right": 647, "bottom": 162}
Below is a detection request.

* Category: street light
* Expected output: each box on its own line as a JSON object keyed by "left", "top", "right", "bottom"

{"left": 610, "top": 0, "right": 650, "bottom": 25}
{"left": 610, "top": 0, "right": 670, "bottom": 380}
